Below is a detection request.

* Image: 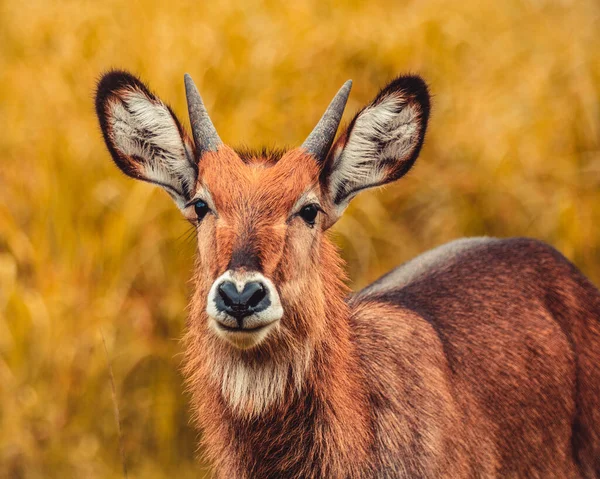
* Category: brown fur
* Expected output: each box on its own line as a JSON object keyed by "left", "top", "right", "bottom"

{"left": 95, "top": 71, "right": 600, "bottom": 478}
{"left": 183, "top": 147, "right": 372, "bottom": 477}
{"left": 181, "top": 148, "right": 600, "bottom": 478}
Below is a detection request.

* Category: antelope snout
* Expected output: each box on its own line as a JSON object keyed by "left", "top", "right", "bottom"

{"left": 216, "top": 280, "right": 270, "bottom": 322}
{"left": 206, "top": 270, "right": 283, "bottom": 348}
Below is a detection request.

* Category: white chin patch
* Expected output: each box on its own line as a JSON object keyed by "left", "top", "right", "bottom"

{"left": 213, "top": 323, "right": 280, "bottom": 350}
{"left": 206, "top": 270, "right": 284, "bottom": 350}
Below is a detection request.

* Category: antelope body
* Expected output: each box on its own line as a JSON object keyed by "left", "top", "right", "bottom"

{"left": 96, "top": 70, "right": 600, "bottom": 478}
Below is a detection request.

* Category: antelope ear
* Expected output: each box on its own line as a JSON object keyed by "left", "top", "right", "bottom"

{"left": 321, "top": 75, "right": 430, "bottom": 223}
{"left": 95, "top": 71, "right": 197, "bottom": 208}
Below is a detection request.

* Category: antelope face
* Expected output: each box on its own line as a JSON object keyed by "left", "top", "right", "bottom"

{"left": 96, "top": 71, "right": 430, "bottom": 350}
{"left": 188, "top": 146, "right": 325, "bottom": 349}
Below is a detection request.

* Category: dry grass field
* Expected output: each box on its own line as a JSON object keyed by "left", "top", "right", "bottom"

{"left": 1, "top": 0, "right": 599, "bottom": 477}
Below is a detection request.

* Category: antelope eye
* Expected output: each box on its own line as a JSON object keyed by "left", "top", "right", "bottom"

{"left": 298, "top": 204, "right": 319, "bottom": 226}
{"left": 194, "top": 199, "right": 210, "bottom": 221}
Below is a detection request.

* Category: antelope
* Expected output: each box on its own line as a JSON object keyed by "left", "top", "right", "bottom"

{"left": 95, "top": 70, "right": 600, "bottom": 478}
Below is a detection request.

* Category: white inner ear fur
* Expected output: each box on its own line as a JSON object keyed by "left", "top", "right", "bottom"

{"left": 327, "top": 94, "right": 420, "bottom": 214}
{"left": 107, "top": 89, "right": 196, "bottom": 208}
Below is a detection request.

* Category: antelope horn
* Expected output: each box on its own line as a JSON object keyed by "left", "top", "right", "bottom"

{"left": 301, "top": 80, "right": 352, "bottom": 163}
{"left": 184, "top": 73, "right": 222, "bottom": 156}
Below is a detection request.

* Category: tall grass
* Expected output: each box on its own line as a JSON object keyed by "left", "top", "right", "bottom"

{"left": 1, "top": 0, "right": 599, "bottom": 477}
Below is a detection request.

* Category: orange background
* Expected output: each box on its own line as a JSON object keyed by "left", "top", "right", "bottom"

{"left": 1, "top": 0, "right": 599, "bottom": 477}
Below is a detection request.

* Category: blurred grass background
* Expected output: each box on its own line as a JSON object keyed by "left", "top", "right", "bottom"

{"left": 1, "top": 0, "right": 599, "bottom": 477}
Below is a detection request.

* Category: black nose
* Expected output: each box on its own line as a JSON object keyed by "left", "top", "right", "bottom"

{"left": 216, "top": 281, "right": 270, "bottom": 319}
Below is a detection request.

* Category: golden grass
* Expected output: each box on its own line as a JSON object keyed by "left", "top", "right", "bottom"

{"left": 1, "top": 0, "right": 599, "bottom": 477}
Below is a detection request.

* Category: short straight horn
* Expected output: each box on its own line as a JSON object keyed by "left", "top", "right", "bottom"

{"left": 184, "top": 73, "right": 222, "bottom": 157}
{"left": 301, "top": 80, "right": 352, "bottom": 163}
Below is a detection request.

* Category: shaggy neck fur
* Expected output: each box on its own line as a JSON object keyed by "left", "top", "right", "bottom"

{"left": 182, "top": 237, "right": 372, "bottom": 478}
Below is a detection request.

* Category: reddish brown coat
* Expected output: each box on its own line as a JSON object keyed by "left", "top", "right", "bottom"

{"left": 95, "top": 71, "right": 600, "bottom": 478}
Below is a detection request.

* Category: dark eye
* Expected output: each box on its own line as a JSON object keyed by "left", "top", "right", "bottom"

{"left": 298, "top": 204, "right": 319, "bottom": 226}
{"left": 194, "top": 199, "right": 210, "bottom": 221}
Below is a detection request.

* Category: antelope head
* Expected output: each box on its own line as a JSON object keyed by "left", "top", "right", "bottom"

{"left": 96, "top": 71, "right": 429, "bottom": 404}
